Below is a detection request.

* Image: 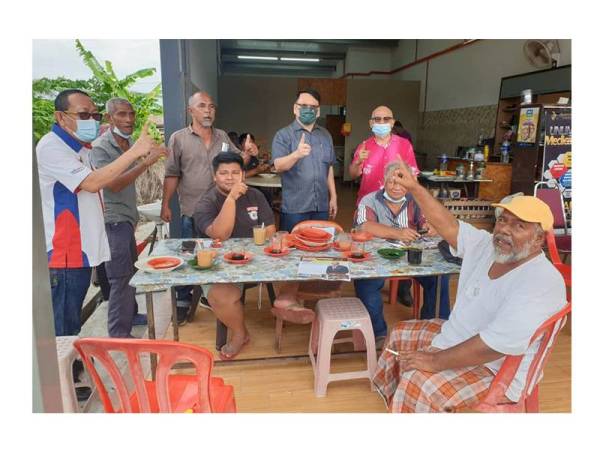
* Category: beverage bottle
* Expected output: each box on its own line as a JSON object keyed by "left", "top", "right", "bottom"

{"left": 439, "top": 153, "right": 448, "bottom": 172}
{"left": 501, "top": 141, "right": 510, "bottom": 163}
{"left": 483, "top": 144, "right": 490, "bottom": 161}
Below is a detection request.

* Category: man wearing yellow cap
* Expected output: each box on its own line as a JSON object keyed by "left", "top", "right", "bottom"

{"left": 373, "top": 160, "right": 567, "bottom": 413}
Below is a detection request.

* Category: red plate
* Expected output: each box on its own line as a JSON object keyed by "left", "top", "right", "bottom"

{"left": 264, "top": 246, "right": 291, "bottom": 257}
{"left": 298, "top": 228, "right": 332, "bottom": 241}
{"left": 342, "top": 251, "right": 372, "bottom": 262}
{"left": 223, "top": 252, "right": 254, "bottom": 265}
{"left": 146, "top": 256, "right": 181, "bottom": 269}
{"left": 351, "top": 231, "right": 374, "bottom": 242}
{"left": 294, "top": 241, "right": 331, "bottom": 252}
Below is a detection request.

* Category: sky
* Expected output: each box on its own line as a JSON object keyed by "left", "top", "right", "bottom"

{"left": 32, "top": 39, "right": 161, "bottom": 93}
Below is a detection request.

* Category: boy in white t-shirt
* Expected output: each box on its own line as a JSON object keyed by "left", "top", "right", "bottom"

{"left": 372, "top": 159, "right": 567, "bottom": 413}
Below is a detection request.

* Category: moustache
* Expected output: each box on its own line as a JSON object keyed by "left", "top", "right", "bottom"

{"left": 493, "top": 233, "right": 513, "bottom": 246}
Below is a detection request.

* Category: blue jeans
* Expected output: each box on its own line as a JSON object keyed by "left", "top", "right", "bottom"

{"left": 280, "top": 211, "right": 329, "bottom": 233}
{"left": 416, "top": 275, "right": 450, "bottom": 320}
{"left": 49, "top": 267, "right": 92, "bottom": 336}
{"left": 176, "top": 215, "right": 196, "bottom": 307}
{"left": 353, "top": 278, "right": 387, "bottom": 338}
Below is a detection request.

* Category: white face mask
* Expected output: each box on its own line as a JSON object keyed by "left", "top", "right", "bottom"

{"left": 383, "top": 190, "right": 406, "bottom": 204}
{"left": 112, "top": 126, "right": 131, "bottom": 139}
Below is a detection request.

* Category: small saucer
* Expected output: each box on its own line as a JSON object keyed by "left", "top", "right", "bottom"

{"left": 264, "top": 247, "right": 291, "bottom": 257}
{"left": 342, "top": 251, "right": 372, "bottom": 262}
{"left": 223, "top": 252, "right": 254, "bottom": 265}
{"left": 187, "top": 259, "right": 220, "bottom": 271}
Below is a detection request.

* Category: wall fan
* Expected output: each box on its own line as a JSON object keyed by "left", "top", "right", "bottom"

{"left": 524, "top": 40, "right": 561, "bottom": 69}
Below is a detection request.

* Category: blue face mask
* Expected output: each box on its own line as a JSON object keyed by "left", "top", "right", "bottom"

{"left": 74, "top": 119, "right": 100, "bottom": 142}
{"left": 383, "top": 190, "right": 406, "bottom": 204}
{"left": 112, "top": 126, "right": 131, "bottom": 139}
{"left": 372, "top": 123, "right": 392, "bottom": 137}
{"left": 298, "top": 107, "right": 317, "bottom": 125}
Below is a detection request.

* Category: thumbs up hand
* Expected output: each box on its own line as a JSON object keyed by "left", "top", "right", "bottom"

{"left": 295, "top": 133, "right": 311, "bottom": 158}
{"left": 358, "top": 142, "right": 369, "bottom": 162}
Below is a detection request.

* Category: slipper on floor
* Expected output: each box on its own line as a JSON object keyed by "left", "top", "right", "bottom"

{"left": 271, "top": 306, "right": 315, "bottom": 325}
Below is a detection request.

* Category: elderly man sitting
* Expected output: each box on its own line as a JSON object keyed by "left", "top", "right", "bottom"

{"left": 373, "top": 159, "right": 566, "bottom": 413}
{"left": 193, "top": 152, "right": 276, "bottom": 360}
{"left": 353, "top": 162, "right": 451, "bottom": 346}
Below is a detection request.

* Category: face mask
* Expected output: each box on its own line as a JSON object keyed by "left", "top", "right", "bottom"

{"left": 112, "top": 126, "right": 131, "bottom": 139}
{"left": 74, "top": 119, "right": 100, "bottom": 143}
{"left": 383, "top": 190, "right": 406, "bottom": 204}
{"left": 298, "top": 107, "right": 317, "bottom": 125}
{"left": 372, "top": 123, "right": 392, "bottom": 137}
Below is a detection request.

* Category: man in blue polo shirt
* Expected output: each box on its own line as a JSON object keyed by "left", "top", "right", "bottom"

{"left": 272, "top": 88, "right": 338, "bottom": 232}
{"left": 36, "top": 89, "right": 162, "bottom": 337}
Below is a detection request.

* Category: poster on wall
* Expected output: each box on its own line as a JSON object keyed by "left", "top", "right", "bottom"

{"left": 517, "top": 106, "right": 541, "bottom": 145}
{"left": 541, "top": 107, "right": 571, "bottom": 196}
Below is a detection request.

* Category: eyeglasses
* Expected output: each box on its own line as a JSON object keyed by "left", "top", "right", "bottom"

{"left": 62, "top": 111, "right": 103, "bottom": 121}
{"left": 370, "top": 116, "right": 393, "bottom": 123}
{"left": 295, "top": 103, "right": 319, "bottom": 111}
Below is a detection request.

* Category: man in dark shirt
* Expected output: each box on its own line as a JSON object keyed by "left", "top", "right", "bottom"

{"left": 193, "top": 152, "right": 275, "bottom": 360}
{"left": 271, "top": 88, "right": 337, "bottom": 231}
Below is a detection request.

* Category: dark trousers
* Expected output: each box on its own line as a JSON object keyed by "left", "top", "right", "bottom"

{"left": 105, "top": 222, "right": 138, "bottom": 337}
{"left": 49, "top": 267, "right": 92, "bottom": 336}
{"left": 280, "top": 211, "right": 329, "bottom": 233}
{"left": 176, "top": 215, "right": 197, "bottom": 307}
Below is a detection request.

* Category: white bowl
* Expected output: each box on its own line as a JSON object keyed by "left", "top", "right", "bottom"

{"left": 420, "top": 171, "right": 434, "bottom": 177}
{"left": 258, "top": 173, "right": 277, "bottom": 179}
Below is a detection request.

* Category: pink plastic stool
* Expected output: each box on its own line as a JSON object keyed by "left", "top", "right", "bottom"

{"left": 308, "top": 297, "right": 377, "bottom": 397}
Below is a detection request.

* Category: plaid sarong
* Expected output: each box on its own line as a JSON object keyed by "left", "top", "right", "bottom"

{"left": 373, "top": 319, "right": 495, "bottom": 413}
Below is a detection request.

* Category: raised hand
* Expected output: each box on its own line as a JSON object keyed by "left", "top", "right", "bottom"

{"left": 144, "top": 145, "right": 169, "bottom": 168}
{"left": 357, "top": 142, "right": 369, "bottom": 162}
{"left": 295, "top": 133, "right": 311, "bottom": 158}
{"left": 391, "top": 159, "right": 419, "bottom": 191}
{"left": 130, "top": 121, "right": 154, "bottom": 158}
{"left": 227, "top": 181, "right": 248, "bottom": 201}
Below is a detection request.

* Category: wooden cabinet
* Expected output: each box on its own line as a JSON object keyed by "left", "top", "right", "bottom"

{"left": 297, "top": 78, "right": 347, "bottom": 106}
{"left": 478, "top": 162, "right": 512, "bottom": 202}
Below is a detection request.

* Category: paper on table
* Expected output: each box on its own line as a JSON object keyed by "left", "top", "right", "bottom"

{"left": 297, "top": 256, "right": 350, "bottom": 281}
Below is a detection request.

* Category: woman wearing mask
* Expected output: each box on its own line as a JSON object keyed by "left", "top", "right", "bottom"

{"left": 348, "top": 106, "right": 419, "bottom": 205}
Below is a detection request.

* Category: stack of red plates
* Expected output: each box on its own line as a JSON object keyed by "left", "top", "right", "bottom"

{"left": 291, "top": 227, "right": 332, "bottom": 251}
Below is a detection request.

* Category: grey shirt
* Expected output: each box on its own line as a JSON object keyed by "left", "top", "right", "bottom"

{"left": 164, "top": 126, "right": 240, "bottom": 217}
{"left": 90, "top": 130, "right": 139, "bottom": 225}
{"left": 271, "top": 120, "right": 335, "bottom": 214}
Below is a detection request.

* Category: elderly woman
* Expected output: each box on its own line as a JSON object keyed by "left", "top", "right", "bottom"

{"left": 353, "top": 162, "right": 451, "bottom": 346}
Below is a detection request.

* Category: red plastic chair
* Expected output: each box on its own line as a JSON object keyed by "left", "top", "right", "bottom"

{"left": 473, "top": 301, "right": 571, "bottom": 413}
{"left": 388, "top": 279, "right": 422, "bottom": 319}
{"left": 73, "top": 338, "right": 236, "bottom": 413}
{"left": 546, "top": 231, "right": 571, "bottom": 301}
{"left": 534, "top": 182, "right": 571, "bottom": 261}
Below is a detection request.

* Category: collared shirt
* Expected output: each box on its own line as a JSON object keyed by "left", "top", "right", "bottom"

{"left": 90, "top": 130, "right": 139, "bottom": 225}
{"left": 36, "top": 124, "right": 111, "bottom": 268}
{"left": 354, "top": 189, "right": 425, "bottom": 230}
{"left": 164, "top": 126, "right": 240, "bottom": 217}
{"left": 271, "top": 120, "right": 335, "bottom": 214}
{"left": 193, "top": 186, "right": 275, "bottom": 238}
{"left": 351, "top": 134, "right": 420, "bottom": 205}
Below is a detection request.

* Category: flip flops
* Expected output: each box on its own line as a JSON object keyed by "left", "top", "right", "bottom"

{"left": 271, "top": 305, "right": 315, "bottom": 325}
{"left": 218, "top": 335, "right": 250, "bottom": 361}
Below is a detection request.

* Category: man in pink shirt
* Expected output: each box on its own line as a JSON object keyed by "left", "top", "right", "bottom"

{"left": 349, "top": 105, "right": 419, "bottom": 205}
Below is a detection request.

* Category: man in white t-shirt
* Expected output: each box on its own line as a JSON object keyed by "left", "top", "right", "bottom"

{"left": 36, "top": 89, "right": 163, "bottom": 337}
{"left": 372, "top": 159, "right": 567, "bottom": 413}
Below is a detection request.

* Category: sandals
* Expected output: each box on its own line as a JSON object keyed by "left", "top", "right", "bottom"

{"left": 271, "top": 305, "right": 315, "bottom": 325}
{"left": 218, "top": 335, "right": 250, "bottom": 361}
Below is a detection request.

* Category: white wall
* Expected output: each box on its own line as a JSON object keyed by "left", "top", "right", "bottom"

{"left": 391, "top": 39, "right": 572, "bottom": 111}
{"left": 187, "top": 39, "right": 218, "bottom": 102}
{"left": 344, "top": 46, "right": 392, "bottom": 78}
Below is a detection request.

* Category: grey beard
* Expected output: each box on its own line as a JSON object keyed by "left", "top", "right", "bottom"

{"left": 493, "top": 241, "right": 532, "bottom": 264}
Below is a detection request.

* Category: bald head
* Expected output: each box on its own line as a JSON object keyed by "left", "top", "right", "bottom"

{"left": 369, "top": 106, "right": 394, "bottom": 137}
{"left": 371, "top": 105, "right": 394, "bottom": 119}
